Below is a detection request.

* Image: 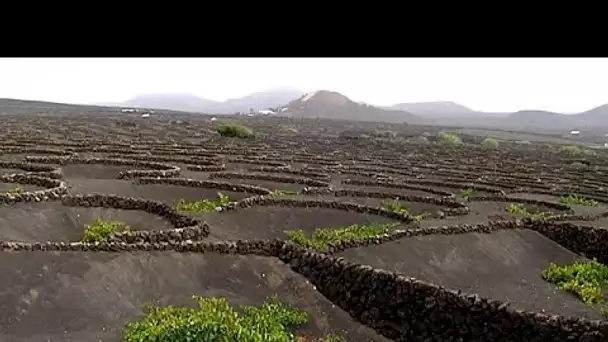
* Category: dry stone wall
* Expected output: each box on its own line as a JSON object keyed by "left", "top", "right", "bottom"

{"left": 61, "top": 194, "right": 204, "bottom": 232}
{"left": 280, "top": 246, "right": 608, "bottom": 342}
{"left": 470, "top": 195, "right": 573, "bottom": 211}
{"left": 525, "top": 220, "right": 608, "bottom": 264}
{"left": 135, "top": 177, "right": 272, "bottom": 195}
{"left": 301, "top": 187, "right": 470, "bottom": 216}
{"left": 0, "top": 222, "right": 606, "bottom": 340}
{"left": 228, "top": 195, "right": 416, "bottom": 222}
{"left": 24, "top": 156, "right": 180, "bottom": 179}
{"left": 209, "top": 172, "right": 330, "bottom": 187}
{"left": 343, "top": 179, "right": 455, "bottom": 197}
{"left": 0, "top": 174, "right": 66, "bottom": 203}
{"left": 247, "top": 166, "right": 331, "bottom": 180}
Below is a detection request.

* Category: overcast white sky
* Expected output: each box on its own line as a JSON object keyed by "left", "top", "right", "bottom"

{"left": 0, "top": 58, "right": 606, "bottom": 113}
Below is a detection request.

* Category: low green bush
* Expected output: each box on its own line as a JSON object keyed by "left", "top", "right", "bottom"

{"left": 438, "top": 132, "right": 462, "bottom": 147}
{"left": 380, "top": 199, "right": 430, "bottom": 221}
{"left": 542, "top": 260, "right": 608, "bottom": 307}
{"left": 82, "top": 218, "right": 130, "bottom": 243}
{"left": 6, "top": 187, "right": 25, "bottom": 195}
{"left": 175, "top": 192, "right": 231, "bottom": 213}
{"left": 372, "top": 130, "right": 396, "bottom": 139}
{"left": 559, "top": 194, "right": 598, "bottom": 207}
{"left": 458, "top": 188, "right": 474, "bottom": 201}
{"left": 216, "top": 124, "right": 254, "bottom": 138}
{"left": 480, "top": 138, "right": 499, "bottom": 150}
{"left": 505, "top": 203, "right": 554, "bottom": 220}
{"left": 285, "top": 222, "right": 400, "bottom": 250}
{"left": 123, "top": 296, "right": 344, "bottom": 342}
{"left": 558, "top": 145, "right": 595, "bottom": 157}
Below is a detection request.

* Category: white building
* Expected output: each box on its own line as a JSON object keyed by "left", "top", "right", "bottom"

{"left": 570, "top": 130, "right": 580, "bottom": 135}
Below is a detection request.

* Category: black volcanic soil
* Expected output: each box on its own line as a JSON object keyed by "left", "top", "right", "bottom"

{"left": 338, "top": 229, "right": 602, "bottom": 319}
{"left": 0, "top": 252, "right": 389, "bottom": 342}
{"left": 0, "top": 202, "right": 174, "bottom": 242}
{"left": 291, "top": 194, "right": 447, "bottom": 216}
{"left": 60, "top": 164, "right": 161, "bottom": 180}
{"left": 510, "top": 192, "right": 608, "bottom": 216}
{"left": 209, "top": 177, "right": 310, "bottom": 191}
{"left": 339, "top": 182, "right": 446, "bottom": 197}
{"left": 3, "top": 108, "right": 608, "bottom": 341}
{"left": 202, "top": 206, "right": 400, "bottom": 241}
{"left": 65, "top": 179, "right": 254, "bottom": 204}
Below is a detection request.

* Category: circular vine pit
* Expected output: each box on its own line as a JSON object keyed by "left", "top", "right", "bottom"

{"left": 203, "top": 196, "right": 412, "bottom": 242}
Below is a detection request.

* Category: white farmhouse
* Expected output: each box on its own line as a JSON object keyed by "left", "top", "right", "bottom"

{"left": 258, "top": 109, "right": 275, "bottom": 115}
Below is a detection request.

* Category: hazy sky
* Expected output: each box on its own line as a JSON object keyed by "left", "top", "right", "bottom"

{"left": 0, "top": 58, "right": 606, "bottom": 113}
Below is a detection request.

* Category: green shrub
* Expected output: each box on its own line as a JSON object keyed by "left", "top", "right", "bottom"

{"left": 505, "top": 203, "right": 554, "bottom": 220}
{"left": 559, "top": 194, "right": 598, "bottom": 207}
{"left": 6, "top": 187, "right": 25, "bottom": 195}
{"left": 570, "top": 162, "right": 588, "bottom": 169}
{"left": 282, "top": 127, "right": 298, "bottom": 135}
{"left": 216, "top": 124, "right": 254, "bottom": 138}
{"left": 373, "top": 130, "right": 396, "bottom": 139}
{"left": 380, "top": 199, "right": 430, "bottom": 221}
{"left": 559, "top": 145, "right": 595, "bottom": 157}
{"left": 123, "top": 295, "right": 343, "bottom": 342}
{"left": 175, "top": 192, "right": 231, "bottom": 213}
{"left": 438, "top": 132, "right": 462, "bottom": 147}
{"left": 284, "top": 223, "right": 400, "bottom": 250}
{"left": 82, "top": 218, "right": 130, "bottom": 243}
{"left": 542, "top": 260, "right": 608, "bottom": 305}
{"left": 458, "top": 188, "right": 474, "bottom": 201}
{"left": 480, "top": 138, "right": 499, "bottom": 150}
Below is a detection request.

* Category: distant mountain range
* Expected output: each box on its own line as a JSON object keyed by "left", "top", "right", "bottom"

{"left": 100, "top": 87, "right": 303, "bottom": 115}
{"left": 0, "top": 86, "right": 602, "bottom": 134}
{"left": 280, "top": 90, "right": 425, "bottom": 124}
{"left": 100, "top": 88, "right": 608, "bottom": 131}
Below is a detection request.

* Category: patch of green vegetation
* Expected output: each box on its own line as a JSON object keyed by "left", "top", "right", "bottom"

{"left": 570, "top": 161, "right": 588, "bottom": 169}
{"left": 505, "top": 203, "right": 555, "bottom": 220}
{"left": 480, "top": 138, "right": 499, "bottom": 150}
{"left": 272, "top": 189, "right": 301, "bottom": 196}
{"left": 216, "top": 124, "right": 254, "bottom": 138}
{"left": 175, "top": 192, "right": 231, "bottom": 213}
{"left": 559, "top": 194, "right": 598, "bottom": 207}
{"left": 505, "top": 203, "right": 554, "bottom": 220}
{"left": 558, "top": 145, "right": 596, "bottom": 157}
{"left": 285, "top": 222, "right": 400, "bottom": 250}
{"left": 82, "top": 218, "right": 130, "bottom": 243}
{"left": 123, "top": 295, "right": 344, "bottom": 342}
{"left": 372, "top": 130, "right": 397, "bottom": 139}
{"left": 380, "top": 199, "right": 430, "bottom": 221}
{"left": 283, "top": 127, "right": 299, "bottom": 135}
{"left": 458, "top": 188, "right": 474, "bottom": 201}
{"left": 6, "top": 187, "right": 25, "bottom": 195}
{"left": 438, "top": 132, "right": 463, "bottom": 148}
{"left": 542, "top": 260, "right": 608, "bottom": 316}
